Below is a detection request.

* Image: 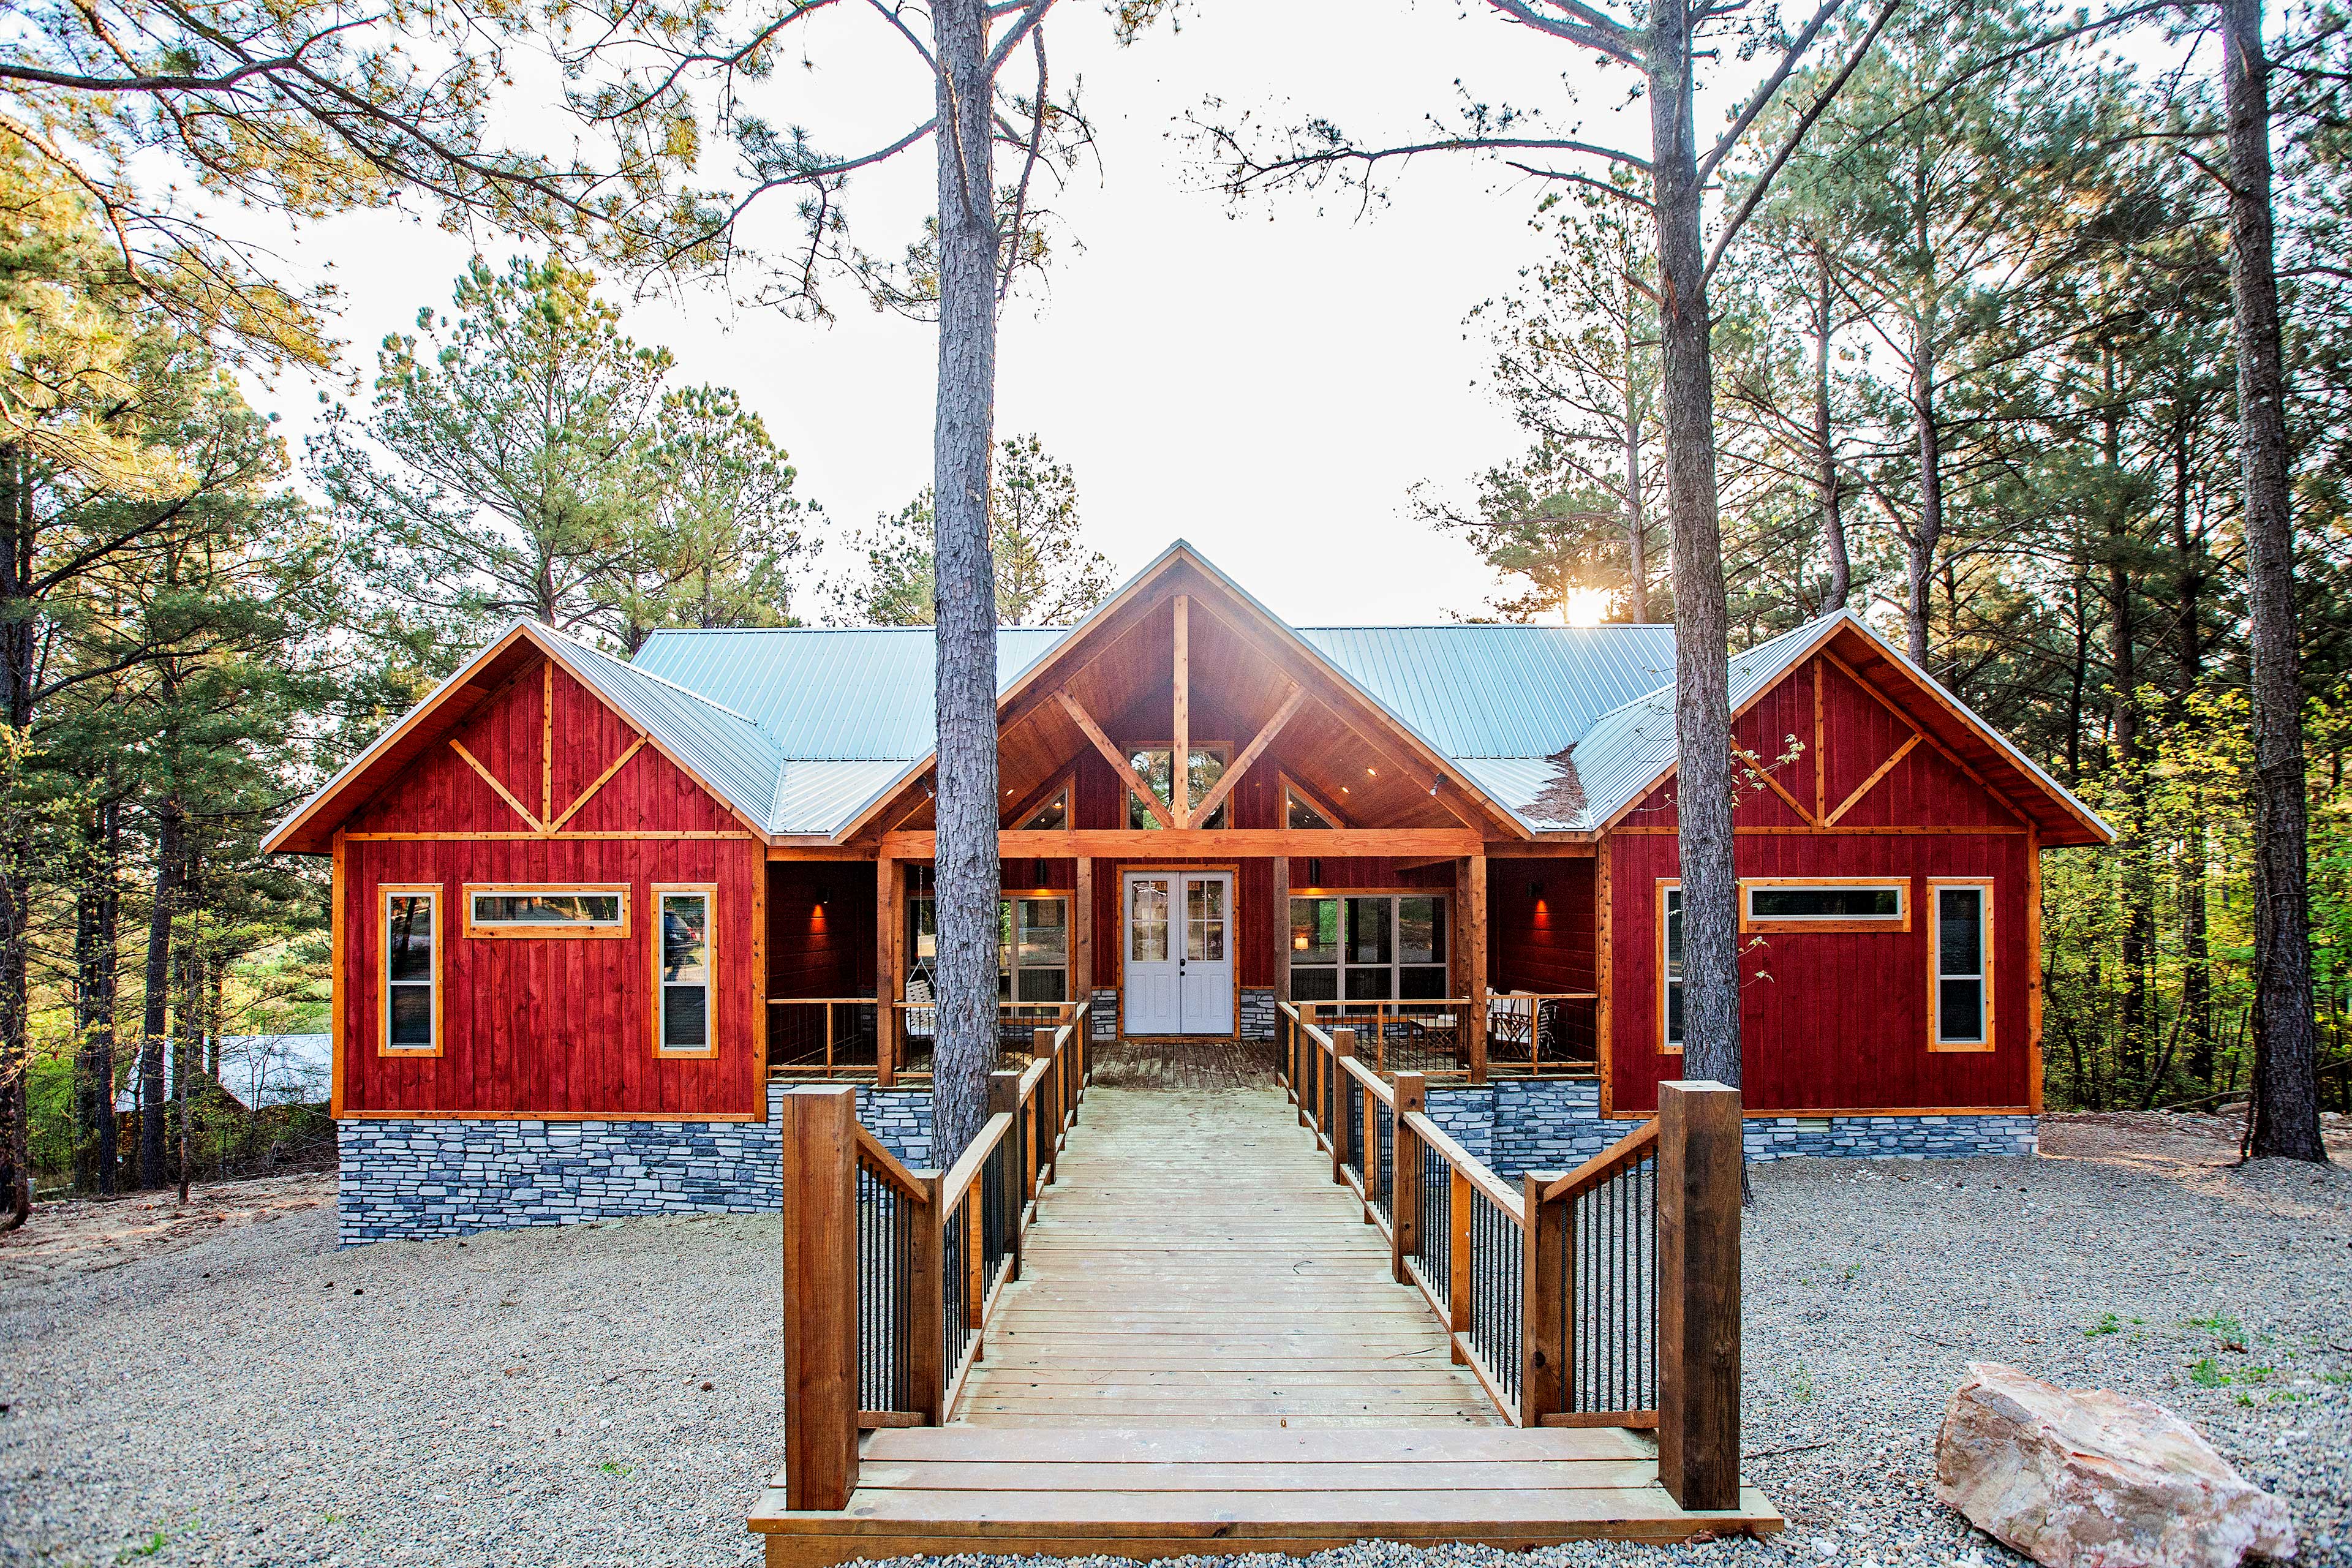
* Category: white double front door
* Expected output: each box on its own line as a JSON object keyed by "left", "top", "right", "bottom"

{"left": 1121, "top": 872, "right": 1235, "bottom": 1035}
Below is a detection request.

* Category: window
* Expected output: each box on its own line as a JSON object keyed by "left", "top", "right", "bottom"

{"left": 1127, "top": 746, "right": 1229, "bottom": 829}
{"left": 381, "top": 886, "right": 440, "bottom": 1055}
{"left": 1741, "top": 880, "right": 1907, "bottom": 932}
{"left": 1288, "top": 894, "right": 1448, "bottom": 1002}
{"left": 907, "top": 890, "right": 1070, "bottom": 1004}
{"left": 1930, "top": 880, "right": 1994, "bottom": 1051}
{"left": 465, "top": 884, "right": 630, "bottom": 937}
{"left": 1283, "top": 775, "right": 1341, "bottom": 830}
{"left": 1019, "top": 787, "right": 1069, "bottom": 831}
{"left": 1660, "top": 882, "right": 1684, "bottom": 1055}
{"left": 654, "top": 886, "right": 715, "bottom": 1056}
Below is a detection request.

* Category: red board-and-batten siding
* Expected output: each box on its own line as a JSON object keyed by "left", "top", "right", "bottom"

{"left": 336, "top": 660, "right": 766, "bottom": 1120}
{"left": 1603, "top": 654, "right": 2038, "bottom": 1118}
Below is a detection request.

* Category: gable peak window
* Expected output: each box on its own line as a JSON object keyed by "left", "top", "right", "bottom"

{"left": 1128, "top": 745, "right": 1229, "bottom": 829}
{"left": 1284, "top": 782, "right": 1337, "bottom": 830}
{"left": 1016, "top": 782, "right": 1069, "bottom": 831}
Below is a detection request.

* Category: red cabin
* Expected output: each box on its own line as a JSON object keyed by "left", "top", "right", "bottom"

{"left": 266, "top": 542, "right": 2109, "bottom": 1240}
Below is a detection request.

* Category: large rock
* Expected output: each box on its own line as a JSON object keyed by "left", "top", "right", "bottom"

{"left": 1936, "top": 1362, "right": 2296, "bottom": 1568}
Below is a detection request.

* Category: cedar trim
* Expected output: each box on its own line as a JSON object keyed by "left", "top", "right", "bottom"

{"left": 650, "top": 881, "right": 722, "bottom": 1059}
{"left": 1172, "top": 594, "right": 1189, "bottom": 826}
{"left": 349, "top": 830, "right": 756, "bottom": 842}
{"left": 548, "top": 736, "right": 647, "bottom": 831}
{"left": 541, "top": 663, "right": 554, "bottom": 826}
{"left": 378, "top": 883, "right": 445, "bottom": 1058}
{"left": 1280, "top": 771, "right": 1349, "bottom": 830}
{"left": 1613, "top": 824, "right": 2029, "bottom": 836}
{"left": 1734, "top": 745, "right": 1815, "bottom": 825}
{"left": 1594, "top": 841, "right": 1613, "bottom": 1116}
{"left": 751, "top": 846, "right": 770, "bottom": 1120}
{"left": 1926, "top": 876, "right": 1997, "bottom": 1054}
{"left": 1654, "top": 878, "right": 1683, "bottom": 1059}
{"left": 1601, "top": 1104, "right": 2037, "bottom": 1120}
{"left": 1057, "top": 689, "right": 1177, "bottom": 828}
{"left": 1189, "top": 684, "right": 1306, "bottom": 828}
{"left": 2026, "top": 824, "right": 2045, "bottom": 1114}
{"left": 330, "top": 832, "right": 347, "bottom": 1117}
{"left": 459, "top": 882, "right": 633, "bottom": 940}
{"left": 1287, "top": 883, "right": 1458, "bottom": 896}
{"left": 768, "top": 844, "right": 878, "bottom": 861}
{"left": 1485, "top": 840, "right": 1599, "bottom": 856}
{"left": 449, "top": 738, "right": 545, "bottom": 831}
{"left": 1812, "top": 662, "right": 1826, "bottom": 821}
{"left": 1738, "top": 875, "right": 1910, "bottom": 935}
{"left": 1824, "top": 734, "right": 1923, "bottom": 826}
{"left": 1820, "top": 649, "right": 2030, "bottom": 828}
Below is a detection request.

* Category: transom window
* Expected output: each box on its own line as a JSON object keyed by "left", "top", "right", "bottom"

{"left": 1741, "top": 880, "right": 1907, "bottom": 932}
{"left": 654, "top": 886, "right": 715, "bottom": 1055}
{"left": 1931, "top": 881, "right": 1993, "bottom": 1051}
{"left": 1289, "top": 894, "right": 1448, "bottom": 1002}
{"left": 1128, "top": 746, "right": 1229, "bottom": 829}
{"left": 907, "top": 892, "right": 1069, "bottom": 1004}
{"left": 466, "top": 886, "right": 628, "bottom": 937}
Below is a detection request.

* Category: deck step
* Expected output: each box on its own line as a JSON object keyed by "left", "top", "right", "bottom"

{"left": 748, "top": 1426, "right": 1784, "bottom": 1564}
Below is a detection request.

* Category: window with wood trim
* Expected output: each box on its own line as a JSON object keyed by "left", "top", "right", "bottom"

{"left": 1660, "top": 881, "right": 1684, "bottom": 1056}
{"left": 1283, "top": 774, "right": 1343, "bottom": 830}
{"left": 1287, "top": 894, "right": 1447, "bottom": 1001}
{"left": 1740, "top": 878, "right": 1908, "bottom": 932}
{"left": 1929, "top": 880, "right": 1994, "bottom": 1052}
{"left": 464, "top": 884, "right": 630, "bottom": 937}
{"left": 1126, "top": 745, "right": 1229, "bottom": 829}
{"left": 654, "top": 885, "right": 716, "bottom": 1056}
{"left": 381, "top": 886, "right": 441, "bottom": 1055}
{"left": 1018, "top": 786, "right": 1069, "bottom": 830}
{"left": 906, "top": 889, "right": 1069, "bottom": 1004}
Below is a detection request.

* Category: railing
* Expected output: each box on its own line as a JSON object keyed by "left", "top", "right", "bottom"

{"left": 1287, "top": 995, "right": 1601, "bottom": 1080}
{"left": 891, "top": 1001, "right": 1076, "bottom": 1077}
{"left": 775, "top": 1000, "right": 1091, "bottom": 1511}
{"left": 1278, "top": 996, "right": 1744, "bottom": 1512}
{"left": 766, "top": 998, "right": 880, "bottom": 1077}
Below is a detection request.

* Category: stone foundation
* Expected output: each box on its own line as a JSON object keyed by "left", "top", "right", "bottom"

{"left": 1240, "top": 989, "right": 1278, "bottom": 1042}
{"left": 334, "top": 1082, "right": 936, "bottom": 1245}
{"left": 1090, "top": 989, "right": 1120, "bottom": 1041}
{"left": 1427, "top": 1079, "right": 2037, "bottom": 1181}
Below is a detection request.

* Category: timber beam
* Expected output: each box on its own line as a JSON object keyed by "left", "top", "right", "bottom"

{"left": 878, "top": 828, "right": 1483, "bottom": 858}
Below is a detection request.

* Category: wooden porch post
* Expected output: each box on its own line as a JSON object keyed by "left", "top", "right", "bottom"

{"left": 907, "top": 1168, "right": 947, "bottom": 1423}
{"left": 1329, "top": 1027, "right": 1355, "bottom": 1183}
{"left": 1467, "top": 853, "right": 1490, "bottom": 1084}
{"left": 1034, "top": 1026, "right": 1060, "bottom": 1187}
{"left": 1172, "top": 594, "right": 1191, "bottom": 827}
{"left": 1390, "top": 1071, "right": 1425, "bottom": 1284}
{"left": 1521, "top": 1170, "right": 1568, "bottom": 1424}
{"left": 989, "top": 1069, "right": 1023, "bottom": 1280}
{"left": 1272, "top": 853, "right": 1291, "bottom": 1027}
{"left": 778, "top": 1087, "right": 859, "bottom": 1509}
{"left": 1074, "top": 855, "right": 1095, "bottom": 1010}
{"left": 1657, "top": 1079, "right": 1743, "bottom": 1511}
{"left": 876, "top": 856, "right": 899, "bottom": 1087}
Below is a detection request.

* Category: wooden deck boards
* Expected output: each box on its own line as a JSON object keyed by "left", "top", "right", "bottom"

{"left": 956, "top": 1083, "right": 1493, "bottom": 1428}
{"left": 750, "top": 1079, "right": 1783, "bottom": 1561}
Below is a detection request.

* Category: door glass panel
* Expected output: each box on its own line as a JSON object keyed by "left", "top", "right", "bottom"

{"left": 1187, "top": 878, "right": 1226, "bottom": 962}
{"left": 1128, "top": 879, "right": 1169, "bottom": 962}
{"left": 1346, "top": 898, "right": 1391, "bottom": 966}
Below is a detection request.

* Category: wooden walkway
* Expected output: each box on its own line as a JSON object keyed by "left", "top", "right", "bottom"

{"left": 954, "top": 1082, "right": 1493, "bottom": 1427}
{"left": 750, "top": 1076, "right": 1782, "bottom": 1563}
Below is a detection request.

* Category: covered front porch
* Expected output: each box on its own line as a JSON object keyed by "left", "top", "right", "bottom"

{"left": 761, "top": 840, "right": 1602, "bottom": 1085}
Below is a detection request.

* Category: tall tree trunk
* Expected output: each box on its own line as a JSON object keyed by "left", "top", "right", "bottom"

{"left": 1646, "top": 0, "right": 1740, "bottom": 1104}
{"left": 1623, "top": 291, "right": 1651, "bottom": 624}
{"left": 2103, "top": 364, "right": 2152, "bottom": 1087}
{"left": 2222, "top": 0, "right": 2325, "bottom": 1161}
{"left": 927, "top": 0, "right": 1003, "bottom": 1164}
{"left": 1906, "top": 337, "right": 1942, "bottom": 667}
{"left": 0, "top": 442, "right": 36, "bottom": 1228}
{"left": 1813, "top": 247, "right": 1849, "bottom": 611}
{"left": 74, "top": 799, "right": 123, "bottom": 1194}
{"left": 2169, "top": 394, "right": 2214, "bottom": 1089}
{"left": 137, "top": 796, "right": 186, "bottom": 1189}
{"left": 2065, "top": 565, "right": 2090, "bottom": 786}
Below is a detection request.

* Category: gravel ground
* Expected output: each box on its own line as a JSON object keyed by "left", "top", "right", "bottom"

{"left": 2, "top": 1112, "right": 2346, "bottom": 1568}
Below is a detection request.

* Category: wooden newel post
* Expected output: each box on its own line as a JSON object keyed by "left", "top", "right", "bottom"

{"left": 1521, "top": 1171, "right": 1567, "bottom": 1425}
{"left": 907, "top": 1169, "right": 947, "bottom": 1423}
{"left": 1657, "top": 1079, "right": 1743, "bottom": 1512}
{"left": 1033, "top": 1026, "right": 1059, "bottom": 1186}
{"left": 779, "top": 1087, "right": 859, "bottom": 1510}
{"left": 1390, "top": 1071, "right": 1426, "bottom": 1284}
{"left": 1329, "top": 1028, "right": 1356, "bottom": 1182}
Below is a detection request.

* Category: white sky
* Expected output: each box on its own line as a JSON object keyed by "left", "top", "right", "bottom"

{"left": 244, "top": 1, "right": 1705, "bottom": 627}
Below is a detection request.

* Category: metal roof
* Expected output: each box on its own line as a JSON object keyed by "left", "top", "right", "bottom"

{"left": 549, "top": 631, "right": 784, "bottom": 831}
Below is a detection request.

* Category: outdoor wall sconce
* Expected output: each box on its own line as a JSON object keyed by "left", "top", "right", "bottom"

{"left": 1529, "top": 880, "right": 1543, "bottom": 900}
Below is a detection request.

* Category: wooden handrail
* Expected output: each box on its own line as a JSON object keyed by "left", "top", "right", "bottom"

{"left": 854, "top": 1124, "right": 931, "bottom": 1200}
{"left": 937, "top": 1109, "right": 1014, "bottom": 1214}
{"left": 1539, "top": 1118, "right": 1659, "bottom": 1203}
{"left": 1401, "top": 1109, "right": 1525, "bottom": 1222}
{"left": 767, "top": 995, "right": 880, "bottom": 1006}
{"left": 1338, "top": 1052, "right": 1395, "bottom": 1107}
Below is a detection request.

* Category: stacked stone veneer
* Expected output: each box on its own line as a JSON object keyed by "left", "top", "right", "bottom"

{"left": 335, "top": 1082, "right": 936, "bottom": 1245}
{"left": 1090, "top": 989, "right": 1119, "bottom": 1041}
{"left": 1427, "top": 1079, "right": 2036, "bottom": 1181}
{"left": 1240, "top": 989, "right": 1277, "bottom": 1042}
